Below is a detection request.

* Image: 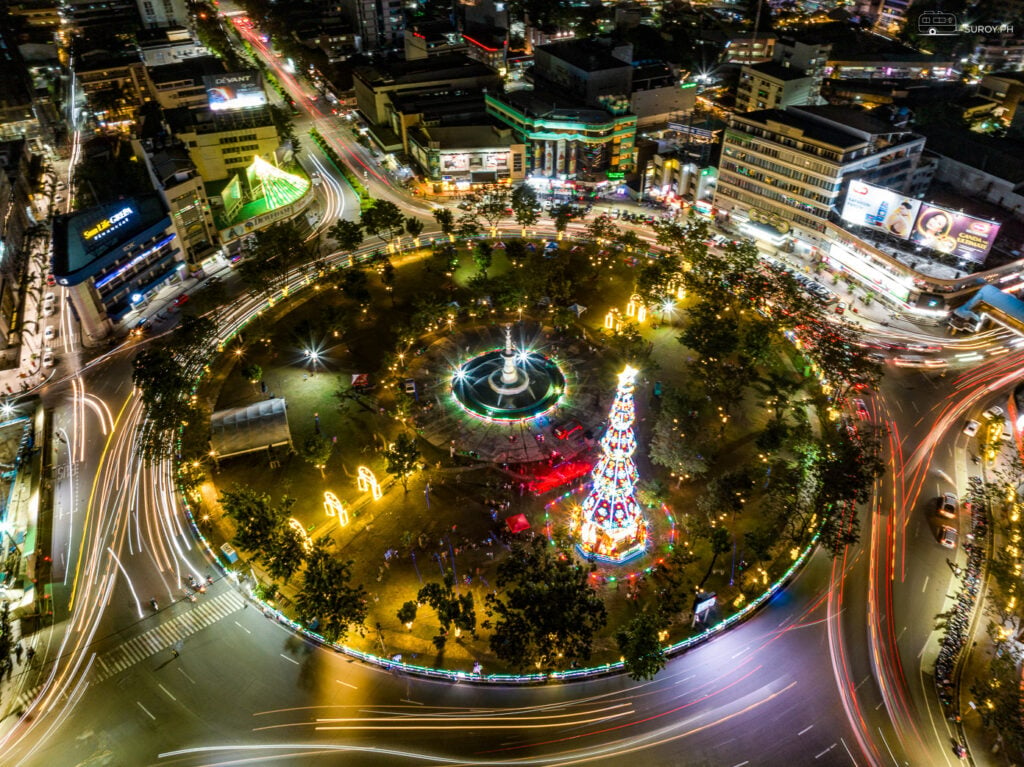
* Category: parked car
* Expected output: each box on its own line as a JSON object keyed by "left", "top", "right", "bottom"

{"left": 173, "top": 293, "right": 190, "bottom": 307}
{"left": 852, "top": 398, "right": 869, "bottom": 420}
{"left": 963, "top": 420, "right": 981, "bottom": 437}
{"left": 43, "top": 326, "right": 55, "bottom": 341}
{"left": 937, "top": 492, "right": 959, "bottom": 518}
{"left": 938, "top": 525, "right": 958, "bottom": 549}
{"left": 45, "top": 273, "right": 55, "bottom": 287}
{"left": 42, "top": 350, "right": 54, "bottom": 367}
{"left": 835, "top": 302, "right": 847, "bottom": 315}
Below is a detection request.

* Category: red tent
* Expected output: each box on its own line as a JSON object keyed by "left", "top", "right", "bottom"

{"left": 505, "top": 514, "right": 531, "bottom": 534}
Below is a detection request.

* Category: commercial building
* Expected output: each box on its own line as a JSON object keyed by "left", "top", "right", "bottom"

{"left": 978, "top": 71, "right": 1024, "bottom": 127}
{"left": 531, "top": 39, "right": 633, "bottom": 109}
{"left": 825, "top": 51, "right": 957, "bottom": 80}
{"left": 403, "top": 22, "right": 468, "bottom": 60}
{"left": 0, "top": 30, "right": 38, "bottom": 143}
{"left": 385, "top": 91, "right": 489, "bottom": 154}
{"left": 167, "top": 105, "right": 280, "bottom": 183}
{"left": 353, "top": 53, "right": 501, "bottom": 126}
{"left": 407, "top": 124, "right": 525, "bottom": 187}
{"left": 7, "top": 1, "right": 61, "bottom": 33}
{"left": 630, "top": 64, "right": 694, "bottom": 127}
{"left": 485, "top": 91, "right": 636, "bottom": 178}
{"left": 0, "top": 140, "right": 35, "bottom": 279}
{"left": 51, "top": 193, "right": 185, "bottom": 338}
{"left": 975, "top": 36, "right": 1024, "bottom": 72}
{"left": 715, "top": 105, "right": 925, "bottom": 246}
{"left": 146, "top": 56, "right": 226, "bottom": 110}
{"left": 64, "top": 0, "right": 140, "bottom": 34}
{"left": 736, "top": 62, "right": 818, "bottom": 112}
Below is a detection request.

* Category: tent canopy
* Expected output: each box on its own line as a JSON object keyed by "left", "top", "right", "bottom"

{"left": 210, "top": 397, "right": 292, "bottom": 459}
{"left": 505, "top": 513, "right": 531, "bottom": 534}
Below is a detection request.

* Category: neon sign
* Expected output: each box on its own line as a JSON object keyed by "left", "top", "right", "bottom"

{"left": 83, "top": 206, "right": 135, "bottom": 241}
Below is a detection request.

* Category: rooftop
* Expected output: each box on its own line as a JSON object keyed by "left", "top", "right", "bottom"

{"left": 355, "top": 53, "right": 496, "bottom": 87}
{"left": 536, "top": 39, "right": 632, "bottom": 72}
{"left": 147, "top": 55, "right": 225, "bottom": 85}
{"left": 744, "top": 61, "right": 812, "bottom": 82}
{"left": 732, "top": 108, "right": 867, "bottom": 150}
{"left": 793, "top": 104, "right": 898, "bottom": 136}
{"left": 916, "top": 123, "right": 1024, "bottom": 185}
{"left": 411, "top": 124, "right": 517, "bottom": 149}
{"left": 498, "top": 87, "right": 629, "bottom": 126}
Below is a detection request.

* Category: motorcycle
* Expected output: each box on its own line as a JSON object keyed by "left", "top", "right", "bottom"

{"left": 150, "top": 598, "right": 158, "bottom": 611}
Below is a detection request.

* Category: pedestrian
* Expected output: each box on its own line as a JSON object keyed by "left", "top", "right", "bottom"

{"left": 171, "top": 648, "right": 180, "bottom": 658}
{"left": 14, "top": 643, "right": 22, "bottom": 664}
{"left": 25, "top": 647, "right": 35, "bottom": 663}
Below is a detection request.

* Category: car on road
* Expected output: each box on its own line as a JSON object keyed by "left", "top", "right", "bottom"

{"left": 983, "top": 405, "right": 1004, "bottom": 421}
{"left": 893, "top": 355, "right": 947, "bottom": 368}
{"left": 42, "top": 303, "right": 54, "bottom": 317}
{"left": 835, "top": 301, "right": 847, "bottom": 315}
{"left": 42, "top": 349, "right": 54, "bottom": 367}
{"left": 963, "top": 420, "right": 981, "bottom": 437}
{"left": 852, "top": 398, "right": 869, "bottom": 419}
{"left": 937, "top": 492, "right": 959, "bottom": 518}
{"left": 173, "top": 293, "right": 190, "bottom": 307}
{"left": 43, "top": 326, "right": 55, "bottom": 341}
{"left": 45, "top": 273, "right": 55, "bottom": 287}
{"left": 938, "top": 525, "right": 958, "bottom": 549}
{"left": 54, "top": 195, "right": 63, "bottom": 203}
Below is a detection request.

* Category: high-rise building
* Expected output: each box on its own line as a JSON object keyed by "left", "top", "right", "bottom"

{"left": 342, "top": 0, "right": 405, "bottom": 52}
{"left": 715, "top": 105, "right": 924, "bottom": 246}
{"left": 735, "top": 62, "right": 818, "bottom": 112}
{"left": 135, "top": 0, "right": 188, "bottom": 29}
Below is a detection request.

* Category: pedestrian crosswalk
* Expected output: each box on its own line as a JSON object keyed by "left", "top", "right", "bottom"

{"left": 93, "top": 591, "right": 245, "bottom": 682}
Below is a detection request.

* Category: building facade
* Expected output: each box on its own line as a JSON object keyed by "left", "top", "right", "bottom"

{"left": 407, "top": 124, "right": 525, "bottom": 186}
{"left": 714, "top": 106, "right": 925, "bottom": 246}
{"left": 136, "top": 0, "right": 187, "bottom": 29}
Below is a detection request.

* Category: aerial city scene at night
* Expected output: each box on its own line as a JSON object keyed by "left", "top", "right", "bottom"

{"left": 3, "top": 0, "right": 1024, "bottom": 763}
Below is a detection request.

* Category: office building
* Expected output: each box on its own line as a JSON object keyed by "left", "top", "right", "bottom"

{"left": 532, "top": 39, "right": 634, "bottom": 109}
{"left": 715, "top": 105, "right": 925, "bottom": 246}
{"left": 137, "top": 27, "right": 209, "bottom": 67}
{"left": 404, "top": 22, "right": 468, "bottom": 60}
{"left": 133, "top": 139, "right": 220, "bottom": 267}
{"left": 146, "top": 56, "right": 226, "bottom": 110}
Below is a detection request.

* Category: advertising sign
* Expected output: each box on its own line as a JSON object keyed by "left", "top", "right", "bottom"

{"left": 204, "top": 72, "right": 267, "bottom": 111}
{"left": 841, "top": 180, "right": 921, "bottom": 239}
{"left": 81, "top": 205, "right": 135, "bottom": 242}
{"left": 910, "top": 204, "right": 1001, "bottom": 264}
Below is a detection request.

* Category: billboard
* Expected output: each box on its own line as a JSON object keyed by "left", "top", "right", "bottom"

{"left": 204, "top": 72, "right": 267, "bottom": 111}
{"left": 841, "top": 180, "right": 921, "bottom": 240}
{"left": 910, "top": 204, "right": 1001, "bottom": 264}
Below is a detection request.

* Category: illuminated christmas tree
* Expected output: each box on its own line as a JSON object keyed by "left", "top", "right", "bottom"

{"left": 575, "top": 365, "right": 647, "bottom": 562}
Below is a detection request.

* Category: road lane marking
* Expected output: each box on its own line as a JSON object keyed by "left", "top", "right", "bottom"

{"left": 840, "top": 738, "right": 857, "bottom": 765}
{"left": 400, "top": 699, "right": 423, "bottom": 705}
{"left": 922, "top": 575, "right": 930, "bottom": 592}
{"left": 177, "top": 668, "right": 195, "bottom": 684}
{"left": 336, "top": 679, "right": 357, "bottom": 689}
{"left": 234, "top": 621, "right": 251, "bottom": 634}
{"left": 814, "top": 744, "right": 836, "bottom": 759}
{"left": 730, "top": 646, "right": 750, "bottom": 659}
{"left": 280, "top": 654, "right": 299, "bottom": 665}
{"left": 137, "top": 701, "right": 156, "bottom": 720}
{"left": 798, "top": 725, "right": 813, "bottom": 735}
{"left": 731, "top": 762, "right": 749, "bottom": 767}
{"left": 158, "top": 684, "right": 176, "bottom": 701}
{"left": 854, "top": 675, "right": 870, "bottom": 691}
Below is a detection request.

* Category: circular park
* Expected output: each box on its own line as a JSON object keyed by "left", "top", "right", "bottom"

{"left": 162, "top": 214, "right": 882, "bottom": 681}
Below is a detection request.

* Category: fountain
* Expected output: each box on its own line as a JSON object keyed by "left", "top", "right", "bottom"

{"left": 451, "top": 326, "right": 565, "bottom": 422}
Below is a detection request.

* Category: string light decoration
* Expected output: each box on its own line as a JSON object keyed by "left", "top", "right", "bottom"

{"left": 357, "top": 466, "right": 382, "bottom": 500}
{"left": 573, "top": 365, "right": 648, "bottom": 562}
{"left": 323, "top": 491, "right": 349, "bottom": 526}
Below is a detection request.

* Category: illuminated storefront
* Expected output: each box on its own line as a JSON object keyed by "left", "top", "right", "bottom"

{"left": 52, "top": 193, "right": 184, "bottom": 339}
{"left": 485, "top": 93, "right": 636, "bottom": 179}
